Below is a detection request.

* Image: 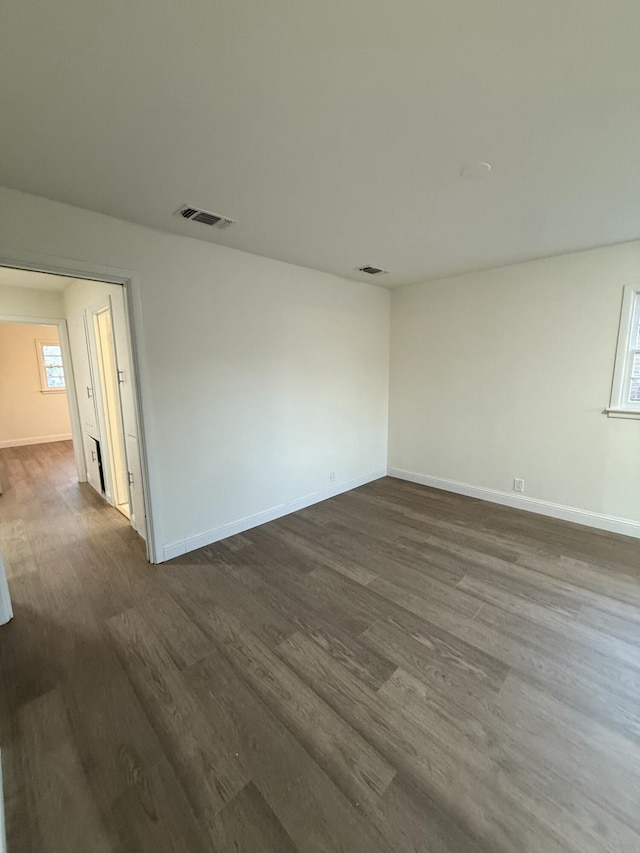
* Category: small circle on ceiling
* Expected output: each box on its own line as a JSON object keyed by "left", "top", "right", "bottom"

{"left": 460, "top": 162, "right": 492, "bottom": 180}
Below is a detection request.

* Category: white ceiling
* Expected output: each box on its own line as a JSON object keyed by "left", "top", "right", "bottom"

{"left": 1, "top": 0, "right": 640, "bottom": 288}
{"left": 0, "top": 267, "right": 77, "bottom": 292}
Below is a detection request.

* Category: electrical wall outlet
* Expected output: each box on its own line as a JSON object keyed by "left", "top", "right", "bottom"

{"left": 513, "top": 478, "right": 525, "bottom": 493}
{"left": 330, "top": 471, "right": 336, "bottom": 483}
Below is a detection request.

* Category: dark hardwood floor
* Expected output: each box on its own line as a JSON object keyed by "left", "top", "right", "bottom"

{"left": 1, "top": 441, "right": 640, "bottom": 852}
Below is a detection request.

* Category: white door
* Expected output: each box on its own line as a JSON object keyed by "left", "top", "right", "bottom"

{"left": 67, "top": 309, "right": 102, "bottom": 493}
{"left": 96, "top": 309, "right": 130, "bottom": 508}
{"left": 108, "top": 291, "right": 146, "bottom": 539}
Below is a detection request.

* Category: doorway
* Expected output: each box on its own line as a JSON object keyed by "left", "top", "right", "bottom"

{"left": 0, "top": 263, "right": 153, "bottom": 558}
{"left": 68, "top": 282, "right": 147, "bottom": 540}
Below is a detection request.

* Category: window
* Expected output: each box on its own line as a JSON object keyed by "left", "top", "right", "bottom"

{"left": 607, "top": 285, "right": 640, "bottom": 418}
{"left": 36, "top": 340, "right": 66, "bottom": 392}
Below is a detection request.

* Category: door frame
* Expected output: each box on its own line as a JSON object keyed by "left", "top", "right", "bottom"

{"left": 0, "top": 249, "right": 157, "bottom": 563}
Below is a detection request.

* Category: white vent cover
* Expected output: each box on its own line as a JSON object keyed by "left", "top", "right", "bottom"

{"left": 175, "top": 204, "right": 236, "bottom": 229}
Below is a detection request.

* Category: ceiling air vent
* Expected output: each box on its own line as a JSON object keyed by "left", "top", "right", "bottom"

{"left": 179, "top": 206, "right": 199, "bottom": 220}
{"left": 357, "top": 265, "right": 388, "bottom": 275}
{"left": 175, "top": 204, "right": 236, "bottom": 229}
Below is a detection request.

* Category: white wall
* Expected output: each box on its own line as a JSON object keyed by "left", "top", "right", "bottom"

{"left": 0, "top": 187, "right": 390, "bottom": 560}
{"left": 0, "top": 283, "right": 65, "bottom": 319}
{"left": 0, "top": 322, "right": 72, "bottom": 447}
{"left": 389, "top": 243, "right": 640, "bottom": 530}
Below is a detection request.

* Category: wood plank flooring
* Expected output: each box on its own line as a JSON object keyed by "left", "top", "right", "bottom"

{"left": 1, "top": 441, "right": 640, "bottom": 852}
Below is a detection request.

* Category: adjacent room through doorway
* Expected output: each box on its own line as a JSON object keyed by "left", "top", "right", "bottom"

{"left": 0, "top": 266, "right": 149, "bottom": 550}
{"left": 0, "top": 320, "right": 73, "bottom": 450}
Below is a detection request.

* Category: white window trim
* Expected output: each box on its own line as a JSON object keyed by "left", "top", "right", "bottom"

{"left": 605, "top": 284, "right": 640, "bottom": 419}
{"left": 35, "top": 339, "right": 66, "bottom": 393}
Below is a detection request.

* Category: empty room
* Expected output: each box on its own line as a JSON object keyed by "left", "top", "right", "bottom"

{"left": 0, "top": 2, "right": 639, "bottom": 852}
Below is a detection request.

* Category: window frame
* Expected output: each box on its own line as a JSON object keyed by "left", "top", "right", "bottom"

{"left": 607, "top": 284, "right": 640, "bottom": 419}
{"left": 35, "top": 339, "right": 67, "bottom": 393}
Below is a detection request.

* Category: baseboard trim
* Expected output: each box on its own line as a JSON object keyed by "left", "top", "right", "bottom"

{"left": 0, "top": 433, "right": 72, "bottom": 449}
{"left": 388, "top": 468, "right": 640, "bottom": 540}
{"left": 162, "top": 469, "right": 387, "bottom": 562}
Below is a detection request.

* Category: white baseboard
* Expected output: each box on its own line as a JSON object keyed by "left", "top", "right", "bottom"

{"left": 388, "top": 468, "right": 640, "bottom": 539}
{"left": 162, "top": 469, "right": 387, "bottom": 562}
{"left": 0, "top": 433, "right": 72, "bottom": 449}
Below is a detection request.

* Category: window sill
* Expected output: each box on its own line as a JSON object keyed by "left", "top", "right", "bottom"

{"left": 40, "top": 388, "right": 67, "bottom": 394}
{"left": 603, "top": 408, "right": 640, "bottom": 420}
